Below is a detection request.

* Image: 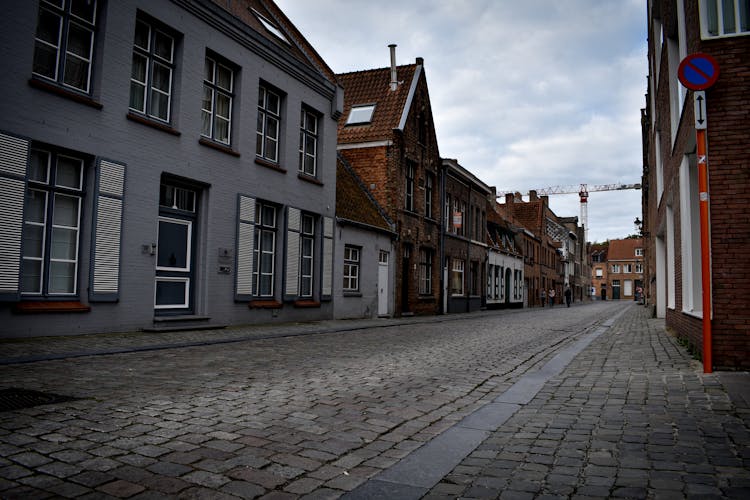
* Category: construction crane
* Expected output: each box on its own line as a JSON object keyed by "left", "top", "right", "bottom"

{"left": 500, "top": 183, "right": 642, "bottom": 242}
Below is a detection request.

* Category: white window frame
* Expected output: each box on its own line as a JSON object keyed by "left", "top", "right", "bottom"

{"left": 256, "top": 84, "right": 281, "bottom": 163}
{"left": 623, "top": 264, "right": 633, "bottom": 273}
{"left": 299, "top": 108, "right": 318, "bottom": 176}
{"left": 635, "top": 248, "right": 643, "bottom": 256}
{"left": 635, "top": 263, "right": 643, "bottom": 274}
{"left": 611, "top": 264, "right": 621, "bottom": 273}
{"left": 425, "top": 173, "right": 433, "bottom": 218}
{"left": 595, "top": 267, "right": 603, "bottom": 278}
{"left": 129, "top": 18, "right": 175, "bottom": 122}
{"left": 343, "top": 245, "right": 360, "bottom": 292}
{"left": 700, "top": 0, "right": 750, "bottom": 38}
{"left": 451, "top": 258, "right": 464, "bottom": 296}
{"left": 202, "top": 56, "right": 234, "bottom": 145}
{"left": 346, "top": 104, "right": 375, "bottom": 125}
{"left": 419, "top": 248, "right": 432, "bottom": 295}
{"left": 33, "top": 0, "right": 97, "bottom": 93}
{"left": 155, "top": 217, "right": 192, "bottom": 272}
{"left": 299, "top": 214, "right": 315, "bottom": 298}
{"left": 154, "top": 276, "right": 190, "bottom": 309}
{"left": 253, "top": 202, "right": 277, "bottom": 297}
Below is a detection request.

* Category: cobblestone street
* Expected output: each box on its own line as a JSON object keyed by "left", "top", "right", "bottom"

{"left": 0, "top": 302, "right": 748, "bottom": 499}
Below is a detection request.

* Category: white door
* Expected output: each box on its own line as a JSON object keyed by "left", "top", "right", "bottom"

{"left": 378, "top": 250, "right": 389, "bottom": 316}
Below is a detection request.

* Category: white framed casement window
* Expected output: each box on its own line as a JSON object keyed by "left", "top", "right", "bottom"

{"left": 623, "top": 264, "right": 633, "bottom": 273}
{"left": 611, "top": 264, "right": 621, "bottom": 273}
{"left": 635, "top": 248, "right": 643, "bottom": 256}
{"left": 343, "top": 245, "right": 360, "bottom": 291}
{"left": 419, "top": 248, "right": 433, "bottom": 295}
{"left": 635, "top": 263, "right": 643, "bottom": 274}
{"left": 154, "top": 276, "right": 189, "bottom": 309}
{"left": 700, "top": 0, "right": 750, "bottom": 38}
{"left": 22, "top": 149, "right": 84, "bottom": 296}
{"left": 346, "top": 104, "right": 375, "bottom": 125}
{"left": 405, "top": 162, "right": 415, "bottom": 212}
{"left": 202, "top": 56, "right": 234, "bottom": 145}
{"left": 299, "top": 108, "right": 318, "bottom": 176}
{"left": 33, "top": 0, "right": 98, "bottom": 93}
{"left": 129, "top": 17, "right": 175, "bottom": 122}
{"left": 256, "top": 84, "right": 281, "bottom": 162}
{"left": 253, "top": 202, "right": 277, "bottom": 297}
{"left": 595, "top": 267, "right": 603, "bottom": 278}
{"left": 451, "top": 258, "right": 464, "bottom": 296}
{"left": 299, "top": 214, "right": 315, "bottom": 297}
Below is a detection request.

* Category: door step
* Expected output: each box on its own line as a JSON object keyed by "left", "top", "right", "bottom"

{"left": 144, "top": 315, "right": 227, "bottom": 333}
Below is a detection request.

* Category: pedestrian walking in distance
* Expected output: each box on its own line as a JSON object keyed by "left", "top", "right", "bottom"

{"left": 548, "top": 288, "right": 555, "bottom": 307}
{"left": 540, "top": 289, "right": 546, "bottom": 307}
{"left": 564, "top": 286, "right": 572, "bottom": 307}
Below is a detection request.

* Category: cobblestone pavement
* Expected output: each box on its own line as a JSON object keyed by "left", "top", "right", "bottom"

{"left": 0, "top": 302, "right": 747, "bottom": 499}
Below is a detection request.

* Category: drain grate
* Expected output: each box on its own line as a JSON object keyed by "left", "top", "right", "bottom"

{"left": 0, "top": 388, "right": 78, "bottom": 412}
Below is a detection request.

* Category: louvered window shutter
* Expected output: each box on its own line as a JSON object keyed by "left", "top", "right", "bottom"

{"left": 322, "top": 216, "right": 333, "bottom": 299}
{"left": 236, "top": 195, "right": 256, "bottom": 300}
{"left": 285, "top": 207, "right": 301, "bottom": 299}
{"left": 90, "top": 159, "right": 126, "bottom": 301}
{"left": 0, "top": 132, "right": 29, "bottom": 301}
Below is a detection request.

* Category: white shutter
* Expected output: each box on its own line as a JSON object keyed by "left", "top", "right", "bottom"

{"left": 90, "top": 158, "right": 126, "bottom": 301}
{"left": 322, "top": 216, "right": 333, "bottom": 298}
{"left": 0, "top": 132, "right": 29, "bottom": 299}
{"left": 236, "top": 195, "right": 256, "bottom": 298}
{"left": 285, "top": 207, "right": 301, "bottom": 297}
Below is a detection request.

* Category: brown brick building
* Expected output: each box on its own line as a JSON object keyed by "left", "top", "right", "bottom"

{"left": 642, "top": 0, "right": 750, "bottom": 369}
{"left": 337, "top": 48, "right": 441, "bottom": 316}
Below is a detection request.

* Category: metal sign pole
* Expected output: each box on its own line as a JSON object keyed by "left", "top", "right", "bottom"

{"left": 696, "top": 124, "right": 712, "bottom": 373}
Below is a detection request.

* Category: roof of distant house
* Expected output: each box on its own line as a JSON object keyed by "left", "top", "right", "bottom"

{"left": 607, "top": 238, "right": 643, "bottom": 261}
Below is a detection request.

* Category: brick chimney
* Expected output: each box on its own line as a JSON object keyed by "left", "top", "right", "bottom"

{"left": 529, "top": 190, "right": 539, "bottom": 201}
{"left": 505, "top": 193, "right": 514, "bottom": 205}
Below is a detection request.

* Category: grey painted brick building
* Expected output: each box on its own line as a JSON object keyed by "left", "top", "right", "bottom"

{"left": 0, "top": 0, "right": 342, "bottom": 336}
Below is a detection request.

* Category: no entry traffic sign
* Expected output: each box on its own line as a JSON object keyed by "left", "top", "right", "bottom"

{"left": 678, "top": 53, "right": 720, "bottom": 90}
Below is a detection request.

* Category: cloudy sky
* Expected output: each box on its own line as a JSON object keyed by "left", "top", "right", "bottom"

{"left": 276, "top": 0, "right": 648, "bottom": 243}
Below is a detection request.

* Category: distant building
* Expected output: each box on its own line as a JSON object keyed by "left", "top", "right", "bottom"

{"left": 337, "top": 48, "right": 441, "bottom": 317}
{"left": 0, "top": 0, "right": 341, "bottom": 336}
{"left": 642, "top": 0, "right": 750, "bottom": 369}
{"left": 590, "top": 243, "right": 610, "bottom": 300}
{"left": 601, "top": 239, "right": 644, "bottom": 301}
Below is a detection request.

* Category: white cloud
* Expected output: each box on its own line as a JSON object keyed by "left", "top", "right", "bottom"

{"left": 276, "top": 0, "right": 648, "bottom": 243}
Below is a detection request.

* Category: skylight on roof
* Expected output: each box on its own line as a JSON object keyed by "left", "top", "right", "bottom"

{"left": 346, "top": 104, "right": 375, "bottom": 125}
{"left": 252, "top": 9, "right": 290, "bottom": 44}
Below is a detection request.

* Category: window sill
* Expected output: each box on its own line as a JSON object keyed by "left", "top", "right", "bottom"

{"left": 249, "top": 299, "right": 282, "bottom": 309}
{"left": 343, "top": 292, "right": 362, "bottom": 297}
{"left": 298, "top": 173, "right": 323, "bottom": 186}
{"left": 127, "top": 112, "right": 181, "bottom": 136}
{"left": 199, "top": 137, "right": 240, "bottom": 157}
{"left": 28, "top": 78, "right": 103, "bottom": 109}
{"left": 255, "top": 157, "right": 286, "bottom": 174}
{"left": 293, "top": 300, "right": 320, "bottom": 308}
{"left": 13, "top": 301, "right": 91, "bottom": 314}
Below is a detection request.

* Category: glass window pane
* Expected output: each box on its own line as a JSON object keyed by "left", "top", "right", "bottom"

{"left": 33, "top": 43, "right": 58, "bottom": 79}
{"left": 157, "top": 221, "right": 189, "bottom": 269}
{"left": 21, "top": 260, "right": 43, "bottom": 294}
{"left": 66, "top": 23, "right": 92, "bottom": 58}
{"left": 262, "top": 206, "right": 275, "bottom": 226}
{"left": 134, "top": 20, "right": 150, "bottom": 50}
{"left": 257, "top": 87, "right": 265, "bottom": 107}
{"left": 56, "top": 156, "right": 82, "bottom": 189}
{"left": 50, "top": 227, "right": 78, "bottom": 260}
{"left": 53, "top": 194, "right": 80, "bottom": 227}
{"left": 155, "top": 280, "right": 187, "bottom": 306}
{"left": 723, "top": 0, "right": 737, "bottom": 32}
{"left": 131, "top": 53, "right": 147, "bottom": 82}
{"left": 63, "top": 53, "right": 89, "bottom": 90}
{"left": 266, "top": 91, "right": 279, "bottom": 114}
{"left": 204, "top": 58, "right": 214, "bottom": 83}
{"left": 25, "top": 190, "right": 47, "bottom": 223}
{"left": 71, "top": 0, "right": 97, "bottom": 23}
{"left": 217, "top": 66, "right": 232, "bottom": 91}
{"left": 259, "top": 275, "right": 272, "bottom": 296}
{"left": 23, "top": 224, "right": 45, "bottom": 259}
{"left": 202, "top": 86, "right": 213, "bottom": 112}
{"left": 215, "top": 118, "right": 229, "bottom": 143}
{"left": 151, "top": 62, "right": 171, "bottom": 92}
{"left": 29, "top": 150, "right": 50, "bottom": 183}
{"left": 201, "top": 109, "right": 212, "bottom": 137}
{"left": 741, "top": 0, "right": 750, "bottom": 30}
{"left": 154, "top": 31, "right": 173, "bottom": 62}
{"left": 150, "top": 89, "right": 169, "bottom": 120}
{"left": 130, "top": 81, "right": 146, "bottom": 111}
{"left": 36, "top": 9, "right": 61, "bottom": 45}
{"left": 216, "top": 93, "right": 230, "bottom": 118}
{"left": 49, "top": 261, "right": 75, "bottom": 293}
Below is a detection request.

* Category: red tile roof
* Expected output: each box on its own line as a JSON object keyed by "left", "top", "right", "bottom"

{"left": 336, "top": 155, "right": 393, "bottom": 233}
{"left": 336, "top": 64, "right": 418, "bottom": 144}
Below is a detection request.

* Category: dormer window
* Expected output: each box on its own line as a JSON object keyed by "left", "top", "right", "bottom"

{"left": 252, "top": 9, "right": 290, "bottom": 44}
{"left": 346, "top": 104, "right": 375, "bottom": 125}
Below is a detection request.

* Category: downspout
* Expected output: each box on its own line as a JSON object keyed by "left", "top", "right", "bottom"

{"left": 439, "top": 162, "right": 446, "bottom": 314}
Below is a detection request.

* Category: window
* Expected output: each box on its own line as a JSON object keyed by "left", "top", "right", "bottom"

{"left": 343, "top": 246, "right": 360, "bottom": 291}
{"left": 595, "top": 267, "right": 603, "bottom": 278}
{"left": 299, "top": 108, "right": 318, "bottom": 176}
{"left": 611, "top": 264, "right": 621, "bottom": 273}
{"left": 635, "top": 248, "right": 643, "bottom": 256}
{"left": 623, "top": 264, "right": 633, "bottom": 273}
{"left": 202, "top": 56, "right": 234, "bottom": 145}
{"left": 346, "top": 104, "right": 375, "bottom": 125}
{"left": 444, "top": 194, "right": 451, "bottom": 231}
{"left": 701, "top": 0, "right": 750, "bottom": 37}
{"left": 425, "top": 173, "right": 434, "bottom": 218}
{"left": 129, "top": 17, "right": 175, "bottom": 122}
{"left": 22, "top": 148, "right": 85, "bottom": 296}
{"left": 256, "top": 84, "right": 281, "bottom": 162}
{"left": 451, "top": 259, "right": 464, "bottom": 296}
{"left": 251, "top": 9, "right": 290, "bottom": 44}
{"left": 253, "top": 202, "right": 277, "bottom": 297}
{"left": 419, "top": 248, "right": 433, "bottom": 295}
{"left": 405, "top": 162, "right": 415, "bottom": 212}
{"left": 299, "top": 214, "right": 315, "bottom": 297}
{"left": 635, "top": 263, "right": 643, "bottom": 274}
{"left": 33, "top": 0, "right": 98, "bottom": 93}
